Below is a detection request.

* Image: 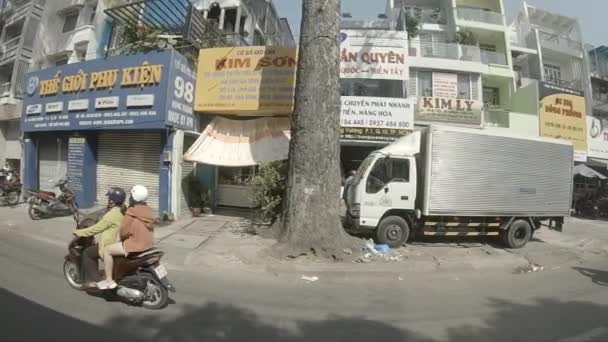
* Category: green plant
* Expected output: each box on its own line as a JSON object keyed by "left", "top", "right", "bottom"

{"left": 185, "top": 174, "right": 204, "bottom": 209}
{"left": 114, "top": 25, "right": 165, "bottom": 55}
{"left": 405, "top": 13, "right": 421, "bottom": 39}
{"left": 455, "top": 30, "right": 477, "bottom": 46}
{"left": 247, "top": 161, "right": 287, "bottom": 223}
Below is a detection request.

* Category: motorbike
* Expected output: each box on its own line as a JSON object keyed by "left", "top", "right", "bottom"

{"left": 64, "top": 218, "right": 175, "bottom": 310}
{"left": 0, "top": 167, "right": 21, "bottom": 206}
{"left": 25, "top": 178, "right": 79, "bottom": 220}
{"left": 574, "top": 198, "right": 600, "bottom": 219}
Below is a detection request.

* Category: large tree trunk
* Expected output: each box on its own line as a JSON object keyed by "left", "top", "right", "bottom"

{"left": 276, "top": 0, "right": 362, "bottom": 259}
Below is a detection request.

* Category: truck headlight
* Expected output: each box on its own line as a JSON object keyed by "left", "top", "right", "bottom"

{"left": 350, "top": 203, "right": 360, "bottom": 217}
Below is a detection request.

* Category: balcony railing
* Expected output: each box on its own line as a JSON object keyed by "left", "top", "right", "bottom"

{"left": 404, "top": 8, "right": 446, "bottom": 25}
{"left": 2, "top": 36, "right": 21, "bottom": 54}
{"left": 538, "top": 31, "right": 582, "bottom": 53}
{"left": 481, "top": 50, "right": 508, "bottom": 65}
{"left": 457, "top": 7, "right": 503, "bottom": 26}
{"left": 484, "top": 107, "right": 510, "bottom": 128}
{"left": 415, "top": 41, "right": 482, "bottom": 62}
{"left": 544, "top": 77, "right": 581, "bottom": 91}
{"left": 0, "top": 82, "right": 11, "bottom": 96}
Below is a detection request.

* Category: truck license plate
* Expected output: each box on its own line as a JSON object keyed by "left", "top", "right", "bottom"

{"left": 154, "top": 265, "right": 168, "bottom": 279}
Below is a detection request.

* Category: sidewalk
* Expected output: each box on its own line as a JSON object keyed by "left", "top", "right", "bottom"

{"left": 2, "top": 205, "right": 606, "bottom": 279}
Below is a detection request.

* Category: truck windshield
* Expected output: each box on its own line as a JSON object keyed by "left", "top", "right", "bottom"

{"left": 353, "top": 154, "right": 375, "bottom": 184}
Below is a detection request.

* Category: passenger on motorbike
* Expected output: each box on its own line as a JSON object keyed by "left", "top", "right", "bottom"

{"left": 97, "top": 185, "right": 155, "bottom": 290}
{"left": 73, "top": 188, "right": 127, "bottom": 287}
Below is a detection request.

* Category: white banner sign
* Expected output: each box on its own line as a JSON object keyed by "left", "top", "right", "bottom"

{"left": 340, "top": 30, "right": 408, "bottom": 80}
{"left": 432, "top": 72, "right": 458, "bottom": 98}
{"left": 587, "top": 116, "right": 608, "bottom": 160}
{"left": 341, "top": 96, "right": 415, "bottom": 130}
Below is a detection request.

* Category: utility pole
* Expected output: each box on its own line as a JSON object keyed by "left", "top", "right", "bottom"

{"left": 275, "top": 0, "right": 361, "bottom": 259}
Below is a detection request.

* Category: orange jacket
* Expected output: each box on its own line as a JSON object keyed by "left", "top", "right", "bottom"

{"left": 119, "top": 204, "right": 155, "bottom": 253}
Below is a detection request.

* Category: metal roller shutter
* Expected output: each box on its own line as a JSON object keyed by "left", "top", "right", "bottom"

{"left": 97, "top": 132, "right": 161, "bottom": 213}
{"left": 39, "top": 137, "right": 68, "bottom": 192}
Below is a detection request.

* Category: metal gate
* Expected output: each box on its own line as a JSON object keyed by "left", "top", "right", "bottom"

{"left": 96, "top": 132, "right": 161, "bottom": 212}
{"left": 179, "top": 134, "right": 197, "bottom": 217}
{"left": 38, "top": 137, "right": 67, "bottom": 192}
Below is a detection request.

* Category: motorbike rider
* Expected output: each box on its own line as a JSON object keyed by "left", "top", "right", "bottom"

{"left": 97, "top": 185, "right": 155, "bottom": 290}
{"left": 73, "top": 188, "right": 127, "bottom": 287}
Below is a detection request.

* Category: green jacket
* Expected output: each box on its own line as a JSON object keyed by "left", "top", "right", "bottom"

{"left": 74, "top": 207, "right": 124, "bottom": 253}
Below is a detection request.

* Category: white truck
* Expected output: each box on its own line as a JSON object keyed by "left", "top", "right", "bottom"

{"left": 344, "top": 125, "right": 573, "bottom": 248}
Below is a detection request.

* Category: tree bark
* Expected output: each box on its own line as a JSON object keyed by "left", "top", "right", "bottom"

{"left": 276, "top": 0, "right": 362, "bottom": 259}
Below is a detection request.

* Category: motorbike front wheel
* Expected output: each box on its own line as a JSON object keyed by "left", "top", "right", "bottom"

{"left": 140, "top": 273, "right": 169, "bottom": 310}
{"left": 63, "top": 260, "right": 84, "bottom": 290}
{"left": 28, "top": 203, "right": 44, "bottom": 220}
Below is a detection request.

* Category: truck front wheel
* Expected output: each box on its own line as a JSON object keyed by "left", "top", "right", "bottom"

{"left": 376, "top": 216, "right": 410, "bottom": 248}
{"left": 502, "top": 220, "right": 532, "bottom": 249}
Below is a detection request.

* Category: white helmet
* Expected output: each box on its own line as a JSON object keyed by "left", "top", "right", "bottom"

{"left": 131, "top": 185, "right": 149, "bottom": 203}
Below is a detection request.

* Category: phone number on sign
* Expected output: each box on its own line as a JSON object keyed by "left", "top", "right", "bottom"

{"left": 341, "top": 119, "right": 411, "bottom": 128}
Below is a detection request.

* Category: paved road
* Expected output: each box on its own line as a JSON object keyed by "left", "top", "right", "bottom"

{"left": 1, "top": 228, "right": 607, "bottom": 342}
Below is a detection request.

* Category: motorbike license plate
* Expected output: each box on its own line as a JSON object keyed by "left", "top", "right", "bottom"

{"left": 154, "top": 265, "right": 168, "bottom": 279}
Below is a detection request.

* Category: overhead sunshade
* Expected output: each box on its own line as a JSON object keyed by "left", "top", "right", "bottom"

{"left": 574, "top": 164, "right": 608, "bottom": 180}
{"left": 184, "top": 117, "right": 291, "bottom": 167}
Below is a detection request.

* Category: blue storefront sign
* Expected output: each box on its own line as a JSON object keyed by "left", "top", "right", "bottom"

{"left": 21, "top": 50, "right": 196, "bottom": 132}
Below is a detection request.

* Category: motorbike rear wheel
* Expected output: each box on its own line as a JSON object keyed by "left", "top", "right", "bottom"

{"left": 140, "top": 273, "right": 169, "bottom": 310}
{"left": 28, "top": 203, "right": 44, "bottom": 220}
{"left": 63, "top": 260, "right": 84, "bottom": 290}
{"left": 6, "top": 191, "right": 20, "bottom": 206}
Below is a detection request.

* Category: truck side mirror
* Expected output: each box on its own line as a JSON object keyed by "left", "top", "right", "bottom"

{"left": 384, "top": 187, "right": 389, "bottom": 194}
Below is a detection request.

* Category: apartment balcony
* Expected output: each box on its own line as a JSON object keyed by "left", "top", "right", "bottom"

{"left": 414, "top": 41, "right": 481, "bottom": 62}
{"left": 0, "top": 81, "right": 22, "bottom": 121}
{"left": 58, "top": 0, "right": 87, "bottom": 14}
{"left": 538, "top": 30, "right": 583, "bottom": 58}
{"left": 2, "top": 0, "right": 42, "bottom": 25}
{"left": 484, "top": 107, "right": 510, "bottom": 128}
{"left": 0, "top": 36, "right": 22, "bottom": 63}
{"left": 403, "top": 8, "right": 446, "bottom": 25}
{"left": 224, "top": 33, "right": 249, "bottom": 47}
{"left": 457, "top": 7, "right": 504, "bottom": 28}
{"left": 481, "top": 50, "right": 508, "bottom": 65}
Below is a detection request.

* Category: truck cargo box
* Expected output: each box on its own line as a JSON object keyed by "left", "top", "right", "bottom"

{"left": 418, "top": 126, "right": 574, "bottom": 217}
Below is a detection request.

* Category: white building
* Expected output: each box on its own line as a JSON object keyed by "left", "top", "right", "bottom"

{"left": 0, "top": 0, "right": 110, "bottom": 172}
{"left": 510, "top": 2, "right": 592, "bottom": 162}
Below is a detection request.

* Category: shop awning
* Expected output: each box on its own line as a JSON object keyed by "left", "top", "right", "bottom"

{"left": 574, "top": 164, "right": 608, "bottom": 180}
{"left": 183, "top": 117, "right": 291, "bottom": 167}
{"left": 587, "top": 158, "right": 608, "bottom": 169}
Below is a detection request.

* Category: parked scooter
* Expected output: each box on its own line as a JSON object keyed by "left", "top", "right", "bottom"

{"left": 25, "top": 178, "right": 78, "bottom": 220}
{"left": 574, "top": 197, "right": 600, "bottom": 219}
{"left": 64, "top": 218, "right": 174, "bottom": 310}
{"left": 0, "top": 167, "right": 21, "bottom": 206}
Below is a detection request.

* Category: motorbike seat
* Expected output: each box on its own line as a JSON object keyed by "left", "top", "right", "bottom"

{"left": 38, "top": 191, "right": 57, "bottom": 197}
{"left": 128, "top": 248, "right": 162, "bottom": 259}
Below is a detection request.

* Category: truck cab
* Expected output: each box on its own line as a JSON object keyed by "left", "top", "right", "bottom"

{"left": 346, "top": 133, "right": 421, "bottom": 247}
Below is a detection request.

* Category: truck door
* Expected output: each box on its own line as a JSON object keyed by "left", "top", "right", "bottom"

{"left": 360, "top": 157, "right": 415, "bottom": 228}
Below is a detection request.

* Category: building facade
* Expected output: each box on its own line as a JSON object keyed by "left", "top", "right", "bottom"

{"left": 510, "top": 2, "right": 591, "bottom": 162}
{"left": 0, "top": 0, "right": 112, "bottom": 174}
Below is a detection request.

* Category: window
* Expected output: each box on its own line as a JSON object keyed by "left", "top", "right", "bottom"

{"left": 219, "top": 167, "right": 256, "bottom": 186}
{"left": 483, "top": 87, "right": 500, "bottom": 106}
{"left": 366, "top": 158, "right": 410, "bottom": 194}
{"left": 55, "top": 57, "right": 68, "bottom": 66}
{"left": 89, "top": 4, "right": 97, "bottom": 24}
{"left": 62, "top": 12, "right": 79, "bottom": 33}
{"left": 418, "top": 71, "right": 433, "bottom": 97}
{"left": 544, "top": 63, "right": 562, "bottom": 84}
{"left": 340, "top": 79, "right": 403, "bottom": 98}
{"left": 457, "top": 74, "right": 471, "bottom": 99}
